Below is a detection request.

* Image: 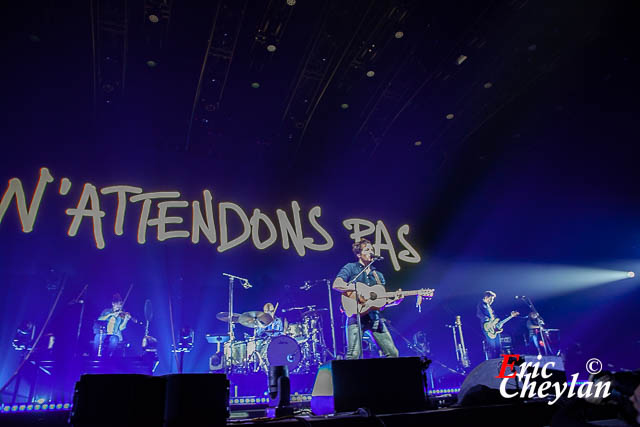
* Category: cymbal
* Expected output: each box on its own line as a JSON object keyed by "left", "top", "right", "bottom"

{"left": 302, "top": 307, "right": 327, "bottom": 317}
{"left": 216, "top": 312, "right": 240, "bottom": 323}
{"left": 238, "top": 311, "right": 273, "bottom": 328}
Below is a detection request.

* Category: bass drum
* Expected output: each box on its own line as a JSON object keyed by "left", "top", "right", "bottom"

{"left": 266, "top": 335, "right": 302, "bottom": 372}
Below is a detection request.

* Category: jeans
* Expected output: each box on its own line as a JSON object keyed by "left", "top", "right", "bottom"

{"left": 483, "top": 333, "right": 502, "bottom": 359}
{"left": 346, "top": 321, "right": 399, "bottom": 359}
{"left": 530, "top": 334, "right": 542, "bottom": 355}
{"left": 94, "top": 334, "right": 120, "bottom": 356}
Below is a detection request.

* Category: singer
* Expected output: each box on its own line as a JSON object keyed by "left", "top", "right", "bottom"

{"left": 332, "top": 238, "right": 401, "bottom": 359}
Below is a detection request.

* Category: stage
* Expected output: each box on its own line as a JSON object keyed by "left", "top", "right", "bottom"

{"left": 1, "top": 0, "right": 640, "bottom": 425}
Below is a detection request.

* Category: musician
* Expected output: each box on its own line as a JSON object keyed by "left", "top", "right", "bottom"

{"left": 526, "top": 311, "right": 545, "bottom": 356}
{"left": 94, "top": 293, "right": 131, "bottom": 356}
{"left": 12, "top": 320, "right": 35, "bottom": 351}
{"left": 476, "top": 290, "right": 501, "bottom": 359}
{"left": 256, "top": 302, "right": 284, "bottom": 337}
{"left": 333, "top": 238, "right": 401, "bottom": 359}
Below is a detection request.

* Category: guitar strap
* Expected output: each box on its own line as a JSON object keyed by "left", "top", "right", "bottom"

{"left": 372, "top": 271, "right": 382, "bottom": 285}
{"left": 371, "top": 271, "right": 383, "bottom": 332}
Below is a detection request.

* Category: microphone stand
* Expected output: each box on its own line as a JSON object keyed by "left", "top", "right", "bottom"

{"left": 324, "top": 279, "right": 338, "bottom": 359}
{"left": 520, "top": 296, "right": 551, "bottom": 356}
{"left": 71, "top": 284, "right": 88, "bottom": 358}
{"left": 347, "top": 257, "right": 381, "bottom": 360}
{"left": 222, "top": 273, "right": 252, "bottom": 373}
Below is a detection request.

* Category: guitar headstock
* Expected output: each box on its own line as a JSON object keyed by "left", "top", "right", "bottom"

{"left": 418, "top": 288, "right": 435, "bottom": 298}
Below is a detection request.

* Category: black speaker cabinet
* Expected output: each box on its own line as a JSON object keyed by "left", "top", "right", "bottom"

{"left": 70, "top": 373, "right": 229, "bottom": 427}
{"left": 164, "top": 373, "right": 229, "bottom": 427}
{"left": 311, "top": 357, "right": 428, "bottom": 415}
{"left": 70, "top": 374, "right": 166, "bottom": 427}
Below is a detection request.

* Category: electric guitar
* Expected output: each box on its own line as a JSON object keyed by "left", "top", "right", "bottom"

{"left": 483, "top": 311, "right": 519, "bottom": 339}
{"left": 341, "top": 282, "right": 435, "bottom": 317}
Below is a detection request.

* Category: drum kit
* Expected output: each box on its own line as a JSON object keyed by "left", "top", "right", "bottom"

{"left": 213, "top": 305, "right": 328, "bottom": 374}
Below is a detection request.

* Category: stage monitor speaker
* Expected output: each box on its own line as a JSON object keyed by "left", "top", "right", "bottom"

{"left": 70, "top": 374, "right": 166, "bottom": 427}
{"left": 458, "top": 355, "right": 566, "bottom": 406}
{"left": 311, "top": 357, "right": 428, "bottom": 415}
{"left": 70, "top": 373, "right": 229, "bottom": 427}
{"left": 163, "top": 373, "right": 229, "bottom": 427}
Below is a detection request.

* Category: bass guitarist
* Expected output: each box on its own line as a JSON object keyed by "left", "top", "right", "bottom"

{"left": 332, "top": 238, "right": 402, "bottom": 359}
{"left": 476, "top": 291, "right": 519, "bottom": 359}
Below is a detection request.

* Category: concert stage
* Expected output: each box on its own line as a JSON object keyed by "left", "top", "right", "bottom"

{"left": 2, "top": 0, "right": 640, "bottom": 425}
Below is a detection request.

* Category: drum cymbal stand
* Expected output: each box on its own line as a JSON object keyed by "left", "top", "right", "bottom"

{"left": 222, "top": 273, "right": 252, "bottom": 373}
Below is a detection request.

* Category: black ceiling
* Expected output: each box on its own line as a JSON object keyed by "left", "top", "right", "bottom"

{"left": 1, "top": 0, "right": 637, "bottom": 196}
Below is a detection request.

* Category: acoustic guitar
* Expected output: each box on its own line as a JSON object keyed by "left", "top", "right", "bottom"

{"left": 341, "top": 282, "right": 434, "bottom": 317}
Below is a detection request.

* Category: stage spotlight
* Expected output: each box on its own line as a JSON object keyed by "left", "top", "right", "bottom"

{"left": 340, "top": 103, "right": 349, "bottom": 110}
{"left": 251, "top": 82, "right": 260, "bottom": 89}
{"left": 627, "top": 271, "right": 635, "bottom": 278}
{"left": 366, "top": 70, "right": 375, "bottom": 77}
{"left": 394, "top": 31, "right": 404, "bottom": 39}
{"left": 146, "top": 60, "right": 158, "bottom": 68}
{"left": 446, "top": 113, "right": 454, "bottom": 119}
{"left": 148, "top": 14, "right": 159, "bottom": 23}
{"left": 267, "top": 366, "right": 293, "bottom": 417}
{"left": 267, "top": 44, "right": 277, "bottom": 52}
{"left": 456, "top": 54, "right": 468, "bottom": 65}
{"left": 286, "top": 0, "right": 296, "bottom": 5}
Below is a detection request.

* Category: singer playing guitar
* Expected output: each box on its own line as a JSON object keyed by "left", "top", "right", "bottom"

{"left": 332, "top": 239, "right": 402, "bottom": 359}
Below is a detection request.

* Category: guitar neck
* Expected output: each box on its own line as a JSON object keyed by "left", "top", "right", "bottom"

{"left": 381, "top": 290, "right": 422, "bottom": 298}
{"left": 497, "top": 314, "right": 516, "bottom": 328}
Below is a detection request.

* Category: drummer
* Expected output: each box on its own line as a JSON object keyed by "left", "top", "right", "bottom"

{"left": 256, "top": 302, "right": 284, "bottom": 337}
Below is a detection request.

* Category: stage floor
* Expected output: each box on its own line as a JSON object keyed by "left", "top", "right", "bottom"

{"left": 0, "top": 398, "right": 623, "bottom": 427}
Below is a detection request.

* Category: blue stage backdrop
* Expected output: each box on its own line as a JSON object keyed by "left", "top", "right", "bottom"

{"left": 1, "top": 0, "right": 639, "bottom": 402}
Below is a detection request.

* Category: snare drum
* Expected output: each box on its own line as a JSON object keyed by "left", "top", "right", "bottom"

{"left": 266, "top": 335, "right": 302, "bottom": 372}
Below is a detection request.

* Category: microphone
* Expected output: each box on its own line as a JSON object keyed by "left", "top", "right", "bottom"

{"left": 242, "top": 280, "right": 252, "bottom": 289}
{"left": 372, "top": 255, "right": 384, "bottom": 260}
